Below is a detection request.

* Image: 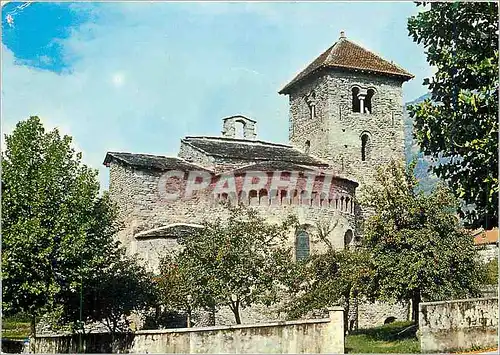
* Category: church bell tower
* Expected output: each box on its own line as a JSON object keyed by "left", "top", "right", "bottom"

{"left": 279, "top": 31, "right": 413, "bottom": 193}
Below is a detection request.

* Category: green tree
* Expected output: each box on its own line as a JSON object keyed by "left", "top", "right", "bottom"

{"left": 156, "top": 253, "right": 200, "bottom": 327}
{"left": 282, "top": 218, "right": 373, "bottom": 330}
{"left": 482, "top": 258, "right": 498, "bottom": 286}
{"left": 82, "top": 253, "right": 157, "bottom": 333}
{"left": 361, "top": 160, "right": 482, "bottom": 323}
{"left": 282, "top": 248, "right": 373, "bottom": 330}
{"left": 174, "top": 203, "right": 297, "bottom": 324}
{"left": 1, "top": 116, "right": 155, "bottom": 341}
{"left": 407, "top": 2, "right": 498, "bottom": 228}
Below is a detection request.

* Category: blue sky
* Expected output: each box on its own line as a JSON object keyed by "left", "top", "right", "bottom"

{"left": 1, "top": 2, "right": 431, "bottom": 190}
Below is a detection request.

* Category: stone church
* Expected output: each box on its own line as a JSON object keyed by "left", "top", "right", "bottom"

{"left": 104, "top": 32, "right": 413, "bottom": 327}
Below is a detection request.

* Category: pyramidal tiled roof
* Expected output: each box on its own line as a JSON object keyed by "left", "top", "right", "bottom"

{"left": 279, "top": 32, "right": 414, "bottom": 94}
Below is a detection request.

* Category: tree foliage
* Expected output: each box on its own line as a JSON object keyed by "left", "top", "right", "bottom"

{"left": 482, "top": 258, "right": 498, "bottom": 286}
{"left": 81, "top": 253, "right": 157, "bottom": 334}
{"left": 407, "top": 2, "right": 499, "bottom": 228}
{"left": 164, "top": 203, "right": 298, "bottom": 324}
{"left": 282, "top": 247, "right": 373, "bottom": 330}
{"left": 1, "top": 116, "right": 156, "bottom": 337}
{"left": 281, "top": 217, "right": 373, "bottom": 330}
{"left": 156, "top": 252, "right": 200, "bottom": 327}
{"left": 361, "top": 159, "right": 482, "bottom": 322}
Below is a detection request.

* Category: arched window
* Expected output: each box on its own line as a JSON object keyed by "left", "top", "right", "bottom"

{"left": 365, "top": 89, "right": 375, "bottom": 114}
{"left": 295, "top": 229, "right": 310, "bottom": 261}
{"left": 259, "top": 189, "right": 268, "bottom": 205}
{"left": 344, "top": 229, "right": 353, "bottom": 249}
{"left": 291, "top": 189, "right": 299, "bottom": 205}
{"left": 352, "top": 87, "right": 360, "bottom": 113}
{"left": 306, "top": 91, "right": 316, "bottom": 119}
{"left": 249, "top": 190, "right": 258, "bottom": 205}
{"left": 361, "top": 133, "right": 371, "bottom": 162}
{"left": 280, "top": 190, "right": 288, "bottom": 205}
{"left": 305, "top": 140, "right": 311, "bottom": 154}
{"left": 234, "top": 120, "right": 245, "bottom": 138}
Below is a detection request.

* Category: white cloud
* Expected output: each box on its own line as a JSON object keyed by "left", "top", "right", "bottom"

{"left": 1, "top": 2, "right": 430, "bottom": 190}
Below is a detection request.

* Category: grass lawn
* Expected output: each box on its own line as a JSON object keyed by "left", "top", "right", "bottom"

{"left": 1, "top": 315, "right": 31, "bottom": 340}
{"left": 346, "top": 321, "right": 420, "bottom": 353}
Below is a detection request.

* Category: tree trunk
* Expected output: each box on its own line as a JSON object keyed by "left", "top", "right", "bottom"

{"left": 187, "top": 309, "right": 192, "bottom": 328}
{"left": 230, "top": 299, "right": 241, "bottom": 324}
{"left": 411, "top": 291, "right": 421, "bottom": 324}
{"left": 111, "top": 322, "right": 117, "bottom": 354}
{"left": 343, "top": 295, "right": 350, "bottom": 335}
{"left": 30, "top": 315, "right": 36, "bottom": 353}
{"left": 234, "top": 308, "right": 241, "bottom": 325}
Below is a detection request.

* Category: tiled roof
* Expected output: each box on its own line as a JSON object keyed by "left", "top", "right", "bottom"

{"left": 182, "top": 136, "right": 329, "bottom": 167}
{"left": 279, "top": 33, "right": 414, "bottom": 94}
{"left": 472, "top": 228, "right": 499, "bottom": 246}
{"left": 227, "top": 161, "right": 358, "bottom": 187}
{"left": 103, "top": 152, "right": 212, "bottom": 172}
{"left": 229, "top": 161, "right": 321, "bottom": 173}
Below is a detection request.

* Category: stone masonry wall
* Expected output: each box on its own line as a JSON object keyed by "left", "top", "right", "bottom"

{"left": 108, "top": 160, "right": 358, "bottom": 327}
{"left": 109, "top": 161, "right": 357, "bottom": 272}
{"left": 288, "top": 70, "right": 406, "bottom": 197}
{"left": 419, "top": 297, "right": 498, "bottom": 353}
{"left": 35, "top": 308, "right": 345, "bottom": 354}
{"left": 108, "top": 160, "right": 404, "bottom": 329}
{"left": 356, "top": 300, "right": 409, "bottom": 329}
{"left": 477, "top": 244, "right": 499, "bottom": 263}
{"left": 178, "top": 141, "right": 215, "bottom": 169}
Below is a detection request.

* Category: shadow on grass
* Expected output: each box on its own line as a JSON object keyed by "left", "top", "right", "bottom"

{"left": 346, "top": 321, "right": 420, "bottom": 354}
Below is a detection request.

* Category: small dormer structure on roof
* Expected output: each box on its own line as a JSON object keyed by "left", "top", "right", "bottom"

{"left": 221, "top": 115, "right": 257, "bottom": 139}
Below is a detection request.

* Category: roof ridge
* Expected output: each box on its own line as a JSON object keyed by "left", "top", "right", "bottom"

{"left": 183, "top": 135, "right": 293, "bottom": 148}
{"left": 342, "top": 38, "right": 412, "bottom": 76}
{"left": 103, "top": 151, "right": 213, "bottom": 171}
{"left": 324, "top": 39, "right": 341, "bottom": 63}
{"left": 110, "top": 151, "right": 181, "bottom": 159}
{"left": 279, "top": 35, "right": 413, "bottom": 94}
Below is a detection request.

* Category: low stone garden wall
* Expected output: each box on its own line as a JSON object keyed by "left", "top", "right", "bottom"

{"left": 35, "top": 307, "right": 344, "bottom": 354}
{"left": 419, "top": 297, "right": 498, "bottom": 353}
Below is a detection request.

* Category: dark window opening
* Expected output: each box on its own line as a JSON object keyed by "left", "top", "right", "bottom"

{"left": 310, "top": 104, "right": 316, "bottom": 119}
{"left": 352, "top": 87, "right": 360, "bottom": 113}
{"left": 365, "top": 89, "right": 375, "bottom": 114}
{"left": 259, "top": 189, "right": 268, "bottom": 205}
{"left": 306, "top": 91, "right": 316, "bottom": 119}
{"left": 280, "top": 190, "right": 288, "bottom": 204}
{"left": 305, "top": 140, "right": 311, "bottom": 154}
{"left": 344, "top": 229, "right": 353, "bottom": 249}
{"left": 384, "top": 317, "right": 396, "bottom": 324}
{"left": 361, "top": 134, "right": 370, "bottom": 161}
{"left": 234, "top": 120, "right": 245, "bottom": 138}
{"left": 296, "top": 229, "right": 310, "bottom": 261}
{"left": 249, "top": 190, "right": 258, "bottom": 205}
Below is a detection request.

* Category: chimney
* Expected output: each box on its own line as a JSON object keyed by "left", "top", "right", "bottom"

{"left": 340, "top": 31, "right": 346, "bottom": 39}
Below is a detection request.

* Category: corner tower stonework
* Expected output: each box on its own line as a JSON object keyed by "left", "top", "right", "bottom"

{"left": 280, "top": 32, "right": 413, "bottom": 195}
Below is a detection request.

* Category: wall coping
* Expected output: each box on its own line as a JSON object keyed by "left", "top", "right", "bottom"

{"left": 135, "top": 317, "right": 331, "bottom": 335}
{"left": 35, "top": 316, "right": 339, "bottom": 339}
{"left": 419, "top": 297, "right": 498, "bottom": 308}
